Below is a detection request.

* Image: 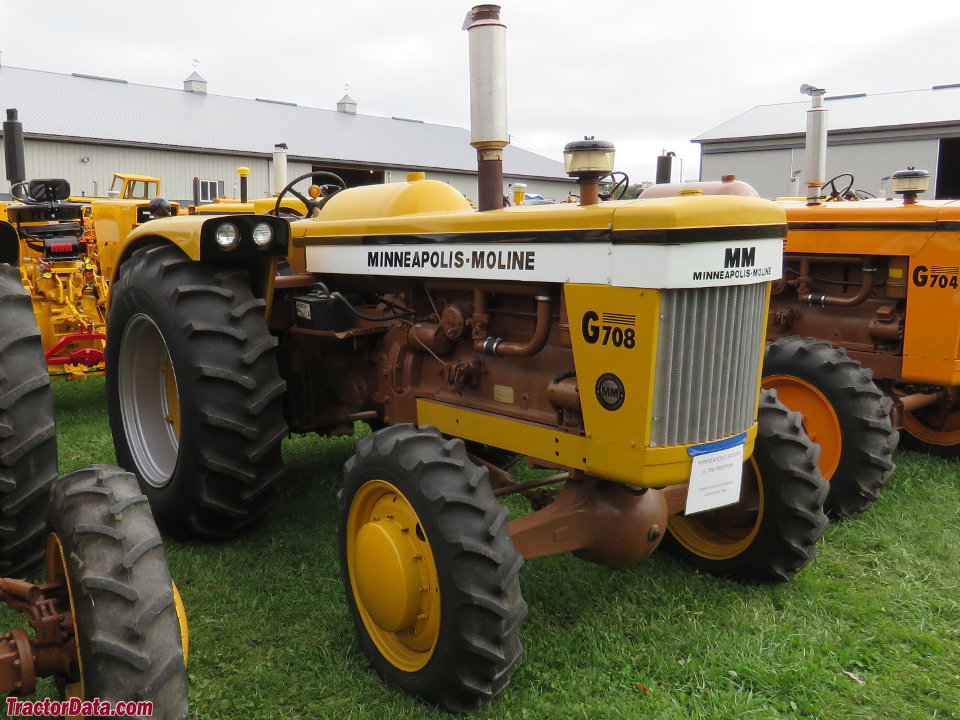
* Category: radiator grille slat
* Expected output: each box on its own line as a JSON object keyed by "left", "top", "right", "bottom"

{"left": 651, "top": 283, "right": 766, "bottom": 447}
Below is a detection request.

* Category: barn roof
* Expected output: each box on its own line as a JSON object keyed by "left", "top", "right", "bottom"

{"left": 0, "top": 66, "right": 567, "bottom": 179}
{"left": 694, "top": 84, "right": 960, "bottom": 143}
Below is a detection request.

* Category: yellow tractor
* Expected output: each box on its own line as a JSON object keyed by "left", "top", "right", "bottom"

{"left": 99, "top": 6, "right": 828, "bottom": 711}
{"left": 0, "top": 109, "right": 177, "bottom": 378}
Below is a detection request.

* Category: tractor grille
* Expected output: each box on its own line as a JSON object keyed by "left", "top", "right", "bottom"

{"left": 650, "top": 283, "right": 767, "bottom": 447}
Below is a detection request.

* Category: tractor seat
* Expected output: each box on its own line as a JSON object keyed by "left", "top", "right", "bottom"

{"left": 18, "top": 222, "right": 83, "bottom": 239}
{"left": 7, "top": 204, "right": 84, "bottom": 224}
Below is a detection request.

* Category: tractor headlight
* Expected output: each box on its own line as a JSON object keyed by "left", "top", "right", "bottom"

{"left": 251, "top": 222, "right": 273, "bottom": 248}
{"left": 214, "top": 222, "right": 240, "bottom": 250}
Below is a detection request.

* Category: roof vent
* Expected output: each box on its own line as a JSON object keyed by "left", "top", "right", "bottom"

{"left": 183, "top": 70, "right": 207, "bottom": 94}
{"left": 337, "top": 93, "right": 357, "bottom": 115}
{"left": 72, "top": 72, "right": 128, "bottom": 84}
{"left": 255, "top": 98, "right": 297, "bottom": 106}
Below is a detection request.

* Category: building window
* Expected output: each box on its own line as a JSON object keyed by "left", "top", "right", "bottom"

{"left": 199, "top": 179, "right": 225, "bottom": 202}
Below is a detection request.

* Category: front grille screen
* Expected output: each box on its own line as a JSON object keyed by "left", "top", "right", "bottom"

{"left": 650, "top": 283, "right": 767, "bottom": 447}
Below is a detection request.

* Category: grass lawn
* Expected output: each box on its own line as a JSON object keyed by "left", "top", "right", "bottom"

{"left": 3, "top": 377, "right": 959, "bottom": 719}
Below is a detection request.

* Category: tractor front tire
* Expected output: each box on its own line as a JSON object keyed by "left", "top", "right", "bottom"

{"left": 106, "top": 243, "right": 287, "bottom": 538}
{"left": 0, "top": 263, "right": 57, "bottom": 575}
{"left": 338, "top": 424, "right": 527, "bottom": 712}
{"left": 900, "top": 405, "right": 960, "bottom": 458}
{"left": 664, "top": 391, "right": 828, "bottom": 584}
{"left": 763, "top": 336, "right": 897, "bottom": 517}
{"left": 47, "top": 465, "right": 188, "bottom": 719}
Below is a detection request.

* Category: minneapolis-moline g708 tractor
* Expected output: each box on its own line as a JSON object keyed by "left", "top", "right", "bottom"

{"left": 101, "top": 6, "right": 827, "bottom": 711}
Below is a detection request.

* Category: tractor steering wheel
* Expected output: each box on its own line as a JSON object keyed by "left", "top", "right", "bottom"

{"left": 599, "top": 171, "right": 630, "bottom": 200}
{"left": 822, "top": 173, "right": 855, "bottom": 201}
{"left": 273, "top": 171, "right": 346, "bottom": 218}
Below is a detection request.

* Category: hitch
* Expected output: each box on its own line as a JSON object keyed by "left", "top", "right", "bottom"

{"left": 0, "top": 578, "right": 77, "bottom": 696}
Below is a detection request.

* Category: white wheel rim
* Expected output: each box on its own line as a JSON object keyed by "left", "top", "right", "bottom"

{"left": 118, "top": 314, "right": 180, "bottom": 488}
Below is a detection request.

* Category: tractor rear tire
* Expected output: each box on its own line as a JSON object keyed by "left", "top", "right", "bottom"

{"left": 338, "top": 424, "right": 527, "bottom": 712}
{"left": 0, "top": 263, "right": 57, "bottom": 576}
{"left": 47, "top": 465, "right": 188, "bottom": 719}
{"left": 106, "top": 243, "right": 287, "bottom": 539}
{"left": 763, "top": 336, "right": 897, "bottom": 517}
{"left": 663, "top": 391, "right": 828, "bottom": 584}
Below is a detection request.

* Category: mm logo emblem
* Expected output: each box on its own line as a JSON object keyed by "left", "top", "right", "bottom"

{"left": 594, "top": 373, "right": 626, "bottom": 411}
{"left": 724, "top": 246, "right": 756, "bottom": 268}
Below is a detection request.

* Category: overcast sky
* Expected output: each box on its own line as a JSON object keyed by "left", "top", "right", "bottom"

{"left": 3, "top": 1, "right": 960, "bottom": 184}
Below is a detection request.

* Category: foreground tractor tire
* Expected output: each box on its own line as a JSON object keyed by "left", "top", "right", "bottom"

{"left": 0, "top": 263, "right": 57, "bottom": 575}
{"left": 47, "top": 465, "right": 188, "bottom": 719}
{"left": 338, "top": 424, "right": 526, "bottom": 712}
{"left": 106, "top": 243, "right": 287, "bottom": 538}
{"left": 900, "top": 406, "right": 960, "bottom": 459}
{"left": 763, "top": 336, "right": 897, "bottom": 517}
{"left": 664, "top": 391, "right": 828, "bottom": 584}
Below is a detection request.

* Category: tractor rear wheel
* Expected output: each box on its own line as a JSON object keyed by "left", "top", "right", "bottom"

{"left": 663, "top": 391, "right": 828, "bottom": 584}
{"left": 900, "top": 405, "right": 960, "bottom": 458}
{"left": 763, "top": 336, "right": 897, "bottom": 516}
{"left": 338, "top": 424, "right": 526, "bottom": 712}
{"left": 46, "top": 465, "right": 188, "bottom": 719}
{"left": 0, "top": 263, "right": 57, "bottom": 575}
{"left": 106, "top": 243, "right": 287, "bottom": 538}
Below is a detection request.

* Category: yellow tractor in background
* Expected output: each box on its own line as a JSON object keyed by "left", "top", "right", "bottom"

{"left": 0, "top": 109, "right": 177, "bottom": 378}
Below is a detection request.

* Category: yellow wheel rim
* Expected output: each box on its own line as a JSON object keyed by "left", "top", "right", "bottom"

{"left": 45, "top": 533, "right": 85, "bottom": 711}
{"left": 346, "top": 479, "right": 440, "bottom": 672}
{"left": 160, "top": 358, "right": 180, "bottom": 440}
{"left": 668, "top": 457, "right": 764, "bottom": 560}
{"left": 172, "top": 581, "right": 189, "bottom": 665}
{"left": 902, "top": 407, "right": 960, "bottom": 447}
{"left": 762, "top": 375, "right": 842, "bottom": 480}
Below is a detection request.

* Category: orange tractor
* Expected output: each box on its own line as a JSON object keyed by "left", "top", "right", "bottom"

{"left": 660, "top": 84, "right": 960, "bottom": 517}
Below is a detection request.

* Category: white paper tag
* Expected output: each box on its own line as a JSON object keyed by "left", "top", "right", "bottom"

{"left": 685, "top": 440, "right": 745, "bottom": 515}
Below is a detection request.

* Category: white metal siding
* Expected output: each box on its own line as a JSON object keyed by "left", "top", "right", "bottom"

{"left": 5, "top": 138, "right": 315, "bottom": 205}
{"left": 384, "top": 168, "right": 574, "bottom": 205}
{"left": 3, "top": 138, "right": 572, "bottom": 208}
{"left": 701, "top": 139, "right": 941, "bottom": 199}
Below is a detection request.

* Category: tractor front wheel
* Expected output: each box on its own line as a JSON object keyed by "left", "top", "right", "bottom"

{"left": 900, "top": 404, "right": 960, "bottom": 458}
{"left": 106, "top": 243, "right": 287, "bottom": 538}
{"left": 338, "top": 424, "right": 526, "bottom": 712}
{"left": 46, "top": 465, "right": 188, "bottom": 719}
{"left": 763, "top": 336, "right": 897, "bottom": 517}
{"left": 0, "top": 263, "right": 57, "bottom": 575}
{"left": 664, "top": 391, "right": 828, "bottom": 584}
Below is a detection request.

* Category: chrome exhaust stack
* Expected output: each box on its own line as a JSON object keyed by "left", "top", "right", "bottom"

{"left": 801, "top": 84, "right": 827, "bottom": 206}
{"left": 272, "top": 143, "right": 288, "bottom": 196}
{"left": 464, "top": 5, "right": 508, "bottom": 211}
